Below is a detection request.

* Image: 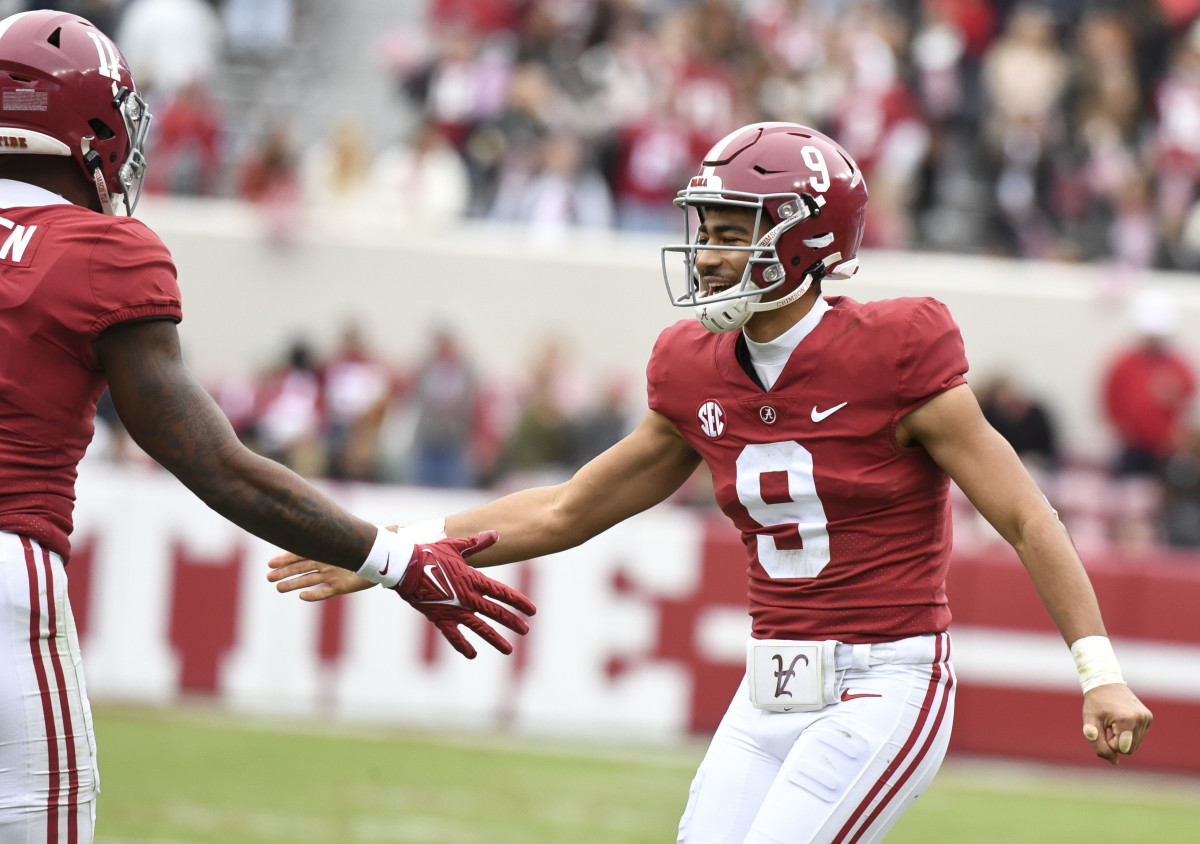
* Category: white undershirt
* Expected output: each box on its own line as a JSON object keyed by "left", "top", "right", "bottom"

{"left": 743, "top": 296, "right": 832, "bottom": 390}
{"left": 0, "top": 178, "right": 71, "bottom": 209}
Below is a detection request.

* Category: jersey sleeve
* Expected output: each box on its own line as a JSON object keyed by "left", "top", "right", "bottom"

{"left": 894, "top": 298, "right": 968, "bottom": 417}
{"left": 86, "top": 217, "right": 182, "bottom": 338}
{"left": 646, "top": 323, "right": 681, "bottom": 417}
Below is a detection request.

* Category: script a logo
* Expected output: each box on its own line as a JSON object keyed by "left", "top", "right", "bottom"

{"left": 773, "top": 652, "right": 808, "bottom": 698}
{"left": 698, "top": 400, "right": 726, "bottom": 439}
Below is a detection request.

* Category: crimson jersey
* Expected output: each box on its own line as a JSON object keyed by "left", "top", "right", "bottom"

{"left": 648, "top": 295, "right": 968, "bottom": 643}
{"left": 0, "top": 193, "right": 181, "bottom": 559}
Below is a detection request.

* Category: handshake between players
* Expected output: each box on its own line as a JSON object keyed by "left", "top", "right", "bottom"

{"left": 269, "top": 526, "right": 535, "bottom": 660}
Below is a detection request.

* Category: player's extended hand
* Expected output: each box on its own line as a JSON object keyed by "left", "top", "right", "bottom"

{"left": 1081, "top": 683, "right": 1153, "bottom": 765}
{"left": 267, "top": 551, "right": 377, "bottom": 600}
{"left": 393, "top": 531, "right": 536, "bottom": 659}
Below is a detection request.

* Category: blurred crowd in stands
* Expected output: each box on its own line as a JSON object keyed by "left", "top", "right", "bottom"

{"left": 94, "top": 319, "right": 645, "bottom": 496}
{"left": 26, "top": 1, "right": 1200, "bottom": 548}
{"left": 30, "top": 0, "right": 1200, "bottom": 268}
{"left": 90, "top": 289, "right": 1200, "bottom": 552}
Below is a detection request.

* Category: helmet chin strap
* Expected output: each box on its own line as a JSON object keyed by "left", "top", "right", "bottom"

{"left": 83, "top": 140, "right": 115, "bottom": 215}
{"left": 92, "top": 166, "right": 114, "bottom": 215}
{"left": 748, "top": 273, "right": 814, "bottom": 313}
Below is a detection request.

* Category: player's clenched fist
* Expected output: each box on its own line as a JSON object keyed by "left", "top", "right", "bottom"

{"left": 392, "top": 532, "right": 536, "bottom": 659}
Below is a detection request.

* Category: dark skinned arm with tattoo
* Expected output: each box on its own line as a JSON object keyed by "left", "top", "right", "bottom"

{"left": 93, "top": 317, "right": 377, "bottom": 569}
{"left": 93, "top": 317, "right": 536, "bottom": 658}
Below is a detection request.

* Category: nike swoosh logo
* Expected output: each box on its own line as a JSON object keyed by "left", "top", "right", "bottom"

{"left": 840, "top": 689, "right": 883, "bottom": 702}
{"left": 422, "top": 558, "right": 460, "bottom": 605}
{"left": 811, "top": 402, "right": 848, "bottom": 422}
{"left": 379, "top": 553, "right": 391, "bottom": 577}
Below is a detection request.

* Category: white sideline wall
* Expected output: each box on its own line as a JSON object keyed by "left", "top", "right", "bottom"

{"left": 68, "top": 461, "right": 1200, "bottom": 773}
{"left": 139, "top": 197, "right": 1200, "bottom": 459}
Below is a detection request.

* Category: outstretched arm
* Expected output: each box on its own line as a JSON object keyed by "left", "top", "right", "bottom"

{"left": 95, "top": 317, "right": 377, "bottom": 569}
{"left": 269, "top": 408, "right": 702, "bottom": 594}
{"left": 446, "top": 408, "right": 703, "bottom": 566}
{"left": 900, "top": 383, "right": 1153, "bottom": 764}
{"left": 95, "top": 318, "right": 534, "bottom": 657}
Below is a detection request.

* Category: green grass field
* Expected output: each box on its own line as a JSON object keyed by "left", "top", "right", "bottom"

{"left": 93, "top": 705, "right": 1199, "bottom": 844}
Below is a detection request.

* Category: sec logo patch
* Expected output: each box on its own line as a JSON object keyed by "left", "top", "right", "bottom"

{"left": 697, "top": 400, "right": 726, "bottom": 439}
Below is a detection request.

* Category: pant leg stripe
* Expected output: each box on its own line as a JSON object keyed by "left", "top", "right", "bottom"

{"left": 845, "top": 639, "right": 955, "bottom": 843}
{"left": 832, "top": 632, "right": 952, "bottom": 844}
{"left": 22, "top": 536, "right": 60, "bottom": 844}
{"left": 41, "top": 545, "right": 79, "bottom": 844}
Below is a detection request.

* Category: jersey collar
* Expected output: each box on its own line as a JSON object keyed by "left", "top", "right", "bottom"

{"left": 743, "top": 295, "right": 833, "bottom": 364}
{"left": 0, "top": 179, "right": 73, "bottom": 209}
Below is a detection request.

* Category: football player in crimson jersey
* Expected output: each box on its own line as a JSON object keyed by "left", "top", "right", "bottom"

{"left": 270, "top": 122, "right": 1153, "bottom": 842}
{"left": 0, "top": 11, "right": 534, "bottom": 841}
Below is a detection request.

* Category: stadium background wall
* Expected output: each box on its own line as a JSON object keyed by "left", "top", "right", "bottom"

{"left": 71, "top": 461, "right": 1200, "bottom": 774}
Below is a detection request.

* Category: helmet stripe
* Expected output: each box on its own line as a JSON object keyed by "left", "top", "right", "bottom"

{"left": 0, "top": 12, "right": 35, "bottom": 44}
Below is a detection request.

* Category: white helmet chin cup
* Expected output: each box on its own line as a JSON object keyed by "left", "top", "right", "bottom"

{"left": 695, "top": 293, "right": 759, "bottom": 333}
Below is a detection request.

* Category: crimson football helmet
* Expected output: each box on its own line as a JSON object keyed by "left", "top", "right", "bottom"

{"left": 0, "top": 10, "right": 150, "bottom": 214}
{"left": 661, "top": 122, "right": 868, "bottom": 332}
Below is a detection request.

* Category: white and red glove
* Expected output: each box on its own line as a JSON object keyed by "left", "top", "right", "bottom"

{"left": 358, "top": 525, "right": 535, "bottom": 659}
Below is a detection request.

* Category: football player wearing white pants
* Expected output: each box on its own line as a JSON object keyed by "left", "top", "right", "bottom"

{"left": 269, "top": 122, "right": 1153, "bottom": 842}
{"left": 0, "top": 11, "right": 534, "bottom": 842}
{"left": 0, "top": 534, "right": 97, "bottom": 844}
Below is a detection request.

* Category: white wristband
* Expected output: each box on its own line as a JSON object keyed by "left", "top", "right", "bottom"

{"left": 1070, "top": 635, "right": 1126, "bottom": 694}
{"left": 356, "top": 518, "right": 447, "bottom": 588}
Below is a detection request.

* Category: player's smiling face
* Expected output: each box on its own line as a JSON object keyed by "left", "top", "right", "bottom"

{"left": 694, "top": 206, "right": 759, "bottom": 297}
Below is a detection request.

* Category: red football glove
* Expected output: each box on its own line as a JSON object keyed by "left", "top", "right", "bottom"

{"left": 392, "top": 530, "right": 536, "bottom": 659}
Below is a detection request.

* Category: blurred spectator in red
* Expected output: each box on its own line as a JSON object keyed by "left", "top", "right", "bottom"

{"left": 1157, "top": 0, "right": 1200, "bottom": 31}
{"left": 428, "top": 0, "right": 522, "bottom": 37}
{"left": 657, "top": 6, "right": 739, "bottom": 142}
{"left": 239, "top": 123, "right": 302, "bottom": 243}
{"left": 373, "top": 118, "right": 472, "bottom": 228}
{"left": 144, "top": 80, "right": 224, "bottom": 196}
{"left": 252, "top": 338, "right": 327, "bottom": 477}
{"left": 323, "top": 322, "right": 393, "bottom": 481}
{"left": 610, "top": 111, "right": 697, "bottom": 231}
{"left": 407, "top": 326, "right": 479, "bottom": 488}
{"left": 1102, "top": 289, "right": 1198, "bottom": 478}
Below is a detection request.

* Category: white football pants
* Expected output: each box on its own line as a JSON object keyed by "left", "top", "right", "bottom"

{"left": 0, "top": 532, "right": 98, "bottom": 843}
{"left": 678, "top": 632, "right": 955, "bottom": 844}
